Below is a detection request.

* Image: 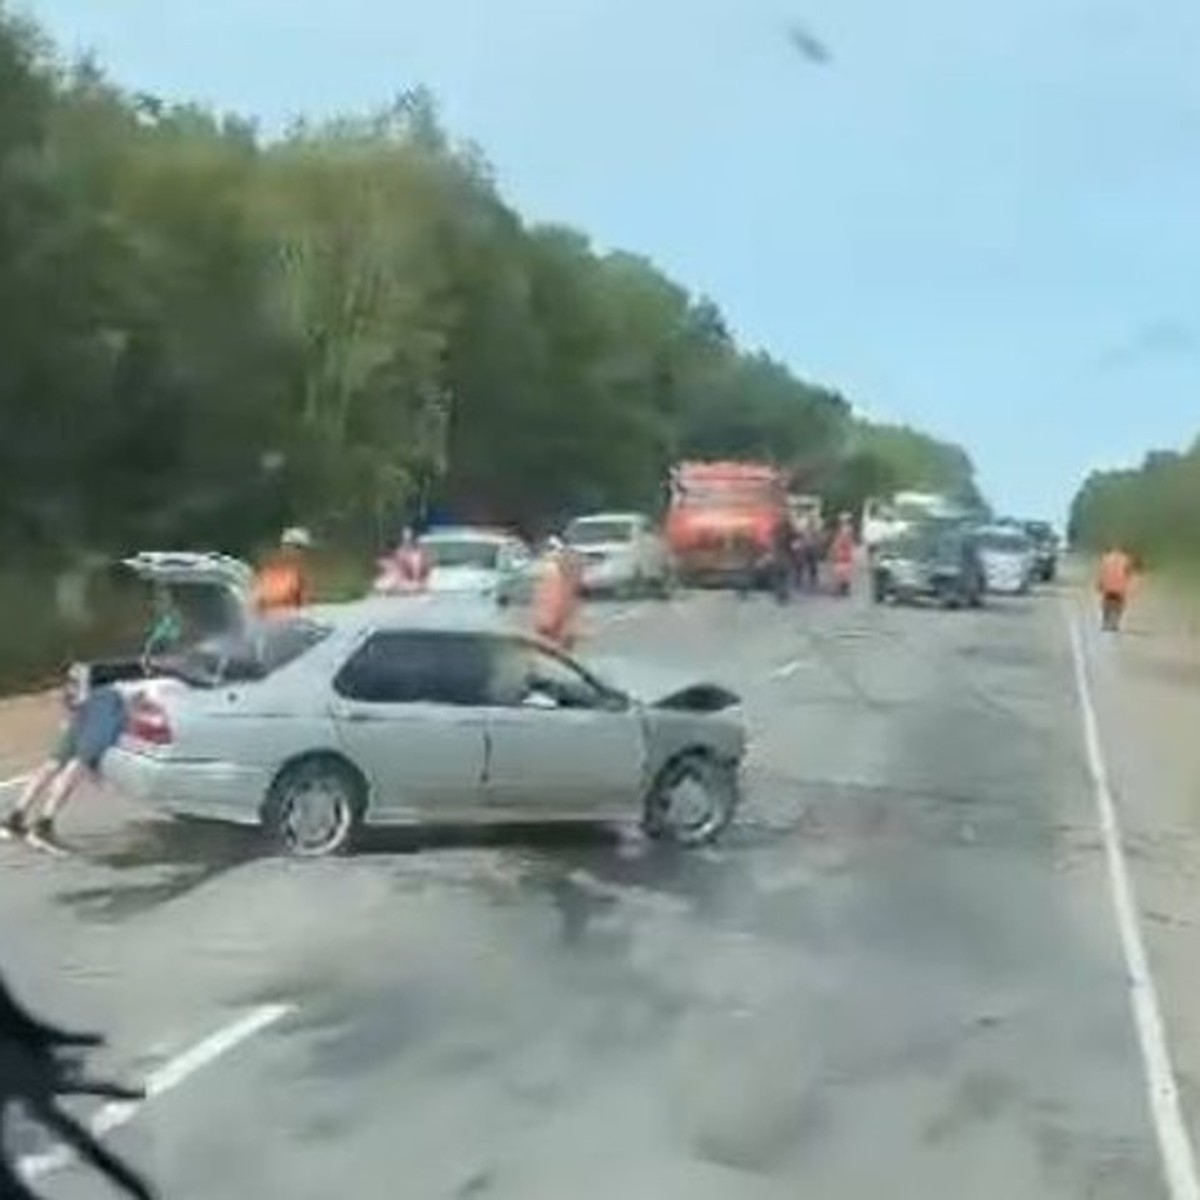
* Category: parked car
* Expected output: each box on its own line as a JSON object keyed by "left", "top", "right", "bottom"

{"left": 563, "top": 512, "right": 673, "bottom": 598}
{"left": 416, "top": 527, "right": 537, "bottom": 606}
{"left": 976, "top": 526, "right": 1036, "bottom": 595}
{"left": 871, "top": 520, "right": 986, "bottom": 608}
{"left": 103, "top": 597, "right": 747, "bottom": 856}
{"left": 1020, "top": 520, "right": 1059, "bottom": 582}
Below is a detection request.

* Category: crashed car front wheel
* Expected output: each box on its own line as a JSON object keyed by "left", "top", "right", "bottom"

{"left": 643, "top": 752, "right": 739, "bottom": 846}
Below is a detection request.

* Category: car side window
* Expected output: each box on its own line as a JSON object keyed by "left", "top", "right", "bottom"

{"left": 484, "top": 637, "right": 605, "bottom": 710}
{"left": 334, "top": 632, "right": 489, "bottom": 706}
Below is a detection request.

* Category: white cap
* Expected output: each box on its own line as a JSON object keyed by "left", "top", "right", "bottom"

{"left": 281, "top": 526, "right": 313, "bottom": 549}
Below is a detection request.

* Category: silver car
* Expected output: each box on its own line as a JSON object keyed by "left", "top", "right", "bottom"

{"left": 105, "top": 598, "right": 746, "bottom": 856}
{"left": 564, "top": 512, "right": 674, "bottom": 598}
{"left": 976, "top": 526, "right": 1035, "bottom": 596}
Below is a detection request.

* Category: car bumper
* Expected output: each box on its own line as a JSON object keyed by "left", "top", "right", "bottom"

{"left": 985, "top": 574, "right": 1027, "bottom": 594}
{"left": 103, "top": 745, "right": 269, "bottom": 826}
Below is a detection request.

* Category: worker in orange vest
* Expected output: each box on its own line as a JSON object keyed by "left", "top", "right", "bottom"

{"left": 1097, "top": 545, "right": 1136, "bottom": 632}
{"left": 532, "top": 536, "right": 581, "bottom": 651}
{"left": 253, "top": 527, "right": 314, "bottom": 616}
{"left": 829, "top": 512, "right": 856, "bottom": 598}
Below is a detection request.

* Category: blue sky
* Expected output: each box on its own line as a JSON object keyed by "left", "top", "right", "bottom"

{"left": 27, "top": 0, "right": 1200, "bottom": 521}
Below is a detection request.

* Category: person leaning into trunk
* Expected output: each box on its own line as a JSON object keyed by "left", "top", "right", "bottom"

{"left": 1, "top": 677, "right": 128, "bottom": 850}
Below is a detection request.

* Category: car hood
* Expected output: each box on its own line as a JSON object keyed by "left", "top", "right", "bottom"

{"left": 588, "top": 655, "right": 740, "bottom": 712}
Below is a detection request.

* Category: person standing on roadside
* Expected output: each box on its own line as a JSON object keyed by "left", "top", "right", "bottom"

{"left": 771, "top": 514, "right": 794, "bottom": 603}
{"left": 253, "top": 527, "right": 314, "bottom": 616}
{"left": 1097, "top": 544, "right": 1136, "bottom": 632}
{"left": 375, "top": 526, "right": 431, "bottom": 595}
{"left": 829, "top": 512, "right": 856, "bottom": 597}
{"left": 532, "top": 536, "right": 581, "bottom": 651}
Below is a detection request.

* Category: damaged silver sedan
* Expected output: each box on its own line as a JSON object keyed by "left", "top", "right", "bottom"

{"left": 104, "top": 597, "right": 747, "bottom": 856}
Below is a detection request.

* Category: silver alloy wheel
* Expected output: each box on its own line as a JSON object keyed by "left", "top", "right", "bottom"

{"left": 279, "top": 773, "right": 353, "bottom": 856}
{"left": 647, "top": 756, "right": 735, "bottom": 845}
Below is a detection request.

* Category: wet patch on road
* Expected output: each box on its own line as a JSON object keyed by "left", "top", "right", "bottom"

{"left": 51, "top": 817, "right": 260, "bottom": 921}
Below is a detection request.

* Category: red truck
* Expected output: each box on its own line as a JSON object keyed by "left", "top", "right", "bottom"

{"left": 664, "top": 461, "right": 791, "bottom": 590}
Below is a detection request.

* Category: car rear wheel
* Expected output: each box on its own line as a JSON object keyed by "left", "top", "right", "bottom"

{"left": 263, "top": 756, "right": 364, "bottom": 857}
{"left": 643, "top": 752, "right": 739, "bottom": 846}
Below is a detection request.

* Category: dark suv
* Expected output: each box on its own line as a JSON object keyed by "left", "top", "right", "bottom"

{"left": 872, "top": 520, "right": 986, "bottom": 608}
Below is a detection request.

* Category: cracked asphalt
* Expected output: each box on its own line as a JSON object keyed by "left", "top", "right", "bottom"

{"left": 0, "top": 584, "right": 1172, "bottom": 1198}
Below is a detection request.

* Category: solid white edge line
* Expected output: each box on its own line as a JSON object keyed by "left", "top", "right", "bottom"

{"left": 1065, "top": 603, "right": 1200, "bottom": 1200}
{"left": 0, "top": 771, "right": 31, "bottom": 791}
{"left": 20, "top": 1002, "right": 294, "bottom": 1181}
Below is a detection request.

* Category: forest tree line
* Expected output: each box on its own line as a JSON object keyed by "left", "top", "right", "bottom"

{"left": 1069, "top": 434, "right": 1200, "bottom": 567}
{"left": 0, "top": 7, "right": 980, "bottom": 683}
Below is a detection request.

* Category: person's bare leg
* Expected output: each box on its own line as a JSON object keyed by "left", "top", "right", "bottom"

{"left": 3, "top": 761, "right": 60, "bottom": 833}
{"left": 36, "top": 759, "right": 89, "bottom": 829}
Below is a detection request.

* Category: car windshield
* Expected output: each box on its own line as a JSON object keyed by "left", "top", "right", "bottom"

{"left": 421, "top": 539, "right": 501, "bottom": 570}
{"left": 979, "top": 532, "right": 1029, "bottom": 553}
{"left": 565, "top": 519, "right": 636, "bottom": 545}
{"left": 168, "top": 618, "right": 331, "bottom": 685}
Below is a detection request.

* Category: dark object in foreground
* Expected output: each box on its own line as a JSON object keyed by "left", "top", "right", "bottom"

{"left": 0, "top": 973, "right": 154, "bottom": 1199}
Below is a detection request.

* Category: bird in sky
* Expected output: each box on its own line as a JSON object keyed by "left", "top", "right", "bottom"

{"left": 786, "top": 20, "right": 833, "bottom": 65}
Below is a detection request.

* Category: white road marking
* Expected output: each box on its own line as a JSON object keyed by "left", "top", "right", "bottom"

{"left": 1066, "top": 606, "right": 1200, "bottom": 1200}
{"left": 21, "top": 1003, "right": 294, "bottom": 1181}
{"left": 602, "top": 607, "right": 638, "bottom": 625}
{"left": 770, "top": 659, "right": 805, "bottom": 680}
{"left": 0, "top": 771, "right": 31, "bottom": 793}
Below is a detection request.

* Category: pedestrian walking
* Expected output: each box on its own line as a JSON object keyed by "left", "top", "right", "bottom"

{"left": 1097, "top": 544, "right": 1136, "bottom": 632}
{"left": 532, "top": 537, "right": 581, "bottom": 651}
{"left": 829, "top": 512, "right": 856, "bottom": 597}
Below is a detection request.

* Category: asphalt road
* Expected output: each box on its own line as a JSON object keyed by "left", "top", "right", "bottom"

{"left": 0, "top": 584, "right": 1171, "bottom": 1198}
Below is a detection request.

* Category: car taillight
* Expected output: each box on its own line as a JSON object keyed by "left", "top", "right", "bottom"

{"left": 127, "top": 694, "right": 173, "bottom": 745}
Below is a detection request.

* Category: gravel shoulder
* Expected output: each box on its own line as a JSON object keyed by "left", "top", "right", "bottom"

{"left": 1081, "top": 576, "right": 1200, "bottom": 1137}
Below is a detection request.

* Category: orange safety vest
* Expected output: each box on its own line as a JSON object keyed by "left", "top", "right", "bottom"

{"left": 533, "top": 558, "right": 579, "bottom": 649}
{"left": 253, "top": 556, "right": 309, "bottom": 615}
{"left": 1097, "top": 551, "right": 1134, "bottom": 598}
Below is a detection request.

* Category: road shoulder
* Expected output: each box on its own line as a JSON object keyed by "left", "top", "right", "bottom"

{"left": 1079, "top": 579, "right": 1200, "bottom": 1144}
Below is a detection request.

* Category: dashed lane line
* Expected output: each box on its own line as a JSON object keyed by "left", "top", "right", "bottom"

{"left": 1066, "top": 603, "right": 1200, "bottom": 1200}
{"left": 20, "top": 1002, "right": 295, "bottom": 1183}
{"left": 770, "top": 659, "right": 806, "bottom": 680}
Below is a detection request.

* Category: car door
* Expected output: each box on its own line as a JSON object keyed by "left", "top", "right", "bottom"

{"left": 481, "top": 635, "right": 646, "bottom": 815}
{"left": 330, "top": 631, "right": 489, "bottom": 819}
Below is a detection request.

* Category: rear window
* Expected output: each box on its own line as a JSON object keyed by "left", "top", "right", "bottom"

{"left": 421, "top": 539, "right": 501, "bottom": 570}
{"left": 979, "top": 532, "right": 1029, "bottom": 553}
{"left": 565, "top": 519, "right": 637, "bottom": 545}
{"left": 171, "top": 618, "right": 331, "bottom": 685}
